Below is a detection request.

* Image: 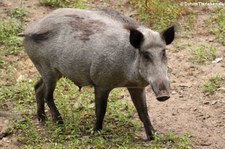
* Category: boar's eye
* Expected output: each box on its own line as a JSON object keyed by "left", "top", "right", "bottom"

{"left": 142, "top": 52, "right": 152, "bottom": 61}
{"left": 162, "top": 49, "right": 166, "bottom": 57}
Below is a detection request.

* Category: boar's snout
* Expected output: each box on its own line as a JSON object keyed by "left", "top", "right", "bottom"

{"left": 156, "top": 90, "right": 170, "bottom": 101}
{"left": 151, "top": 79, "right": 170, "bottom": 102}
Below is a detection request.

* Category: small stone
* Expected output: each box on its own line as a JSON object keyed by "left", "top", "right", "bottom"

{"left": 203, "top": 101, "right": 210, "bottom": 105}
{"left": 179, "top": 83, "right": 192, "bottom": 88}
{"left": 201, "top": 142, "right": 212, "bottom": 146}
{"left": 207, "top": 37, "right": 215, "bottom": 42}
{"left": 171, "top": 91, "right": 176, "bottom": 95}
{"left": 193, "top": 107, "right": 198, "bottom": 111}
{"left": 218, "top": 87, "right": 225, "bottom": 92}
{"left": 179, "top": 94, "right": 184, "bottom": 98}
{"left": 212, "top": 57, "right": 223, "bottom": 64}
{"left": 199, "top": 139, "right": 212, "bottom": 146}
{"left": 16, "top": 75, "right": 26, "bottom": 82}
{"left": 199, "top": 114, "right": 204, "bottom": 117}
{"left": 203, "top": 115, "right": 211, "bottom": 120}
{"left": 2, "top": 137, "right": 8, "bottom": 142}
{"left": 88, "top": 103, "right": 95, "bottom": 108}
{"left": 211, "top": 101, "right": 217, "bottom": 105}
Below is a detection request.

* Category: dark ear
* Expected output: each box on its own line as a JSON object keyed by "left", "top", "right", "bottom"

{"left": 161, "top": 25, "right": 175, "bottom": 45}
{"left": 129, "top": 28, "right": 144, "bottom": 49}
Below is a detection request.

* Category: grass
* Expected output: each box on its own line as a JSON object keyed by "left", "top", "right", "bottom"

{"left": 0, "top": 6, "right": 27, "bottom": 111}
{"left": 0, "top": 4, "right": 27, "bottom": 109}
{"left": 40, "top": 0, "right": 88, "bottom": 8}
{"left": 9, "top": 6, "right": 27, "bottom": 25}
{"left": 208, "top": 7, "right": 225, "bottom": 45}
{"left": 191, "top": 46, "right": 217, "bottom": 64}
{"left": 207, "top": 8, "right": 225, "bottom": 45}
{"left": 180, "top": 13, "right": 197, "bottom": 32}
{"left": 130, "top": 0, "right": 185, "bottom": 31}
{"left": 215, "top": 8, "right": 225, "bottom": 45}
{"left": 0, "top": 4, "right": 27, "bottom": 56}
{"left": 213, "top": 8, "right": 225, "bottom": 45}
{"left": 150, "top": 131, "right": 192, "bottom": 149}
{"left": 1, "top": 78, "right": 192, "bottom": 148}
{"left": 0, "top": 19, "right": 23, "bottom": 56}
{"left": 203, "top": 74, "right": 225, "bottom": 94}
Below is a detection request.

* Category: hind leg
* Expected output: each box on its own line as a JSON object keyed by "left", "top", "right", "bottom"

{"left": 43, "top": 76, "right": 63, "bottom": 124}
{"left": 31, "top": 60, "right": 63, "bottom": 123}
{"left": 35, "top": 78, "right": 46, "bottom": 122}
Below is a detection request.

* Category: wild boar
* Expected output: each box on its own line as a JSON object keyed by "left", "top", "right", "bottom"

{"left": 19, "top": 8, "right": 175, "bottom": 140}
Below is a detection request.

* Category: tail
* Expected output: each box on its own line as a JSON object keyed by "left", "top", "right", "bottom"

{"left": 18, "top": 31, "right": 52, "bottom": 42}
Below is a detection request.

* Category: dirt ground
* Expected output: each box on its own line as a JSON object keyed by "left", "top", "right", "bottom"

{"left": 0, "top": 0, "right": 225, "bottom": 148}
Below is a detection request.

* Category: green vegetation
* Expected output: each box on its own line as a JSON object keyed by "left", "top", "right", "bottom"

{"left": 8, "top": 79, "right": 138, "bottom": 148}
{"left": 191, "top": 46, "right": 217, "bottom": 64}
{"left": 40, "top": 0, "right": 88, "bottom": 8}
{"left": 203, "top": 74, "right": 225, "bottom": 94}
{"left": 0, "top": 4, "right": 27, "bottom": 56}
{"left": 130, "top": 0, "right": 184, "bottom": 30}
{"left": 151, "top": 132, "right": 192, "bottom": 149}
{"left": 0, "top": 19, "right": 23, "bottom": 55}
{"left": 181, "top": 13, "right": 197, "bottom": 31}
{"left": 9, "top": 7, "right": 27, "bottom": 22}
{"left": 1, "top": 77, "right": 192, "bottom": 148}
{"left": 216, "top": 9, "right": 225, "bottom": 45}
{"left": 214, "top": 8, "right": 225, "bottom": 45}
{"left": 209, "top": 8, "right": 225, "bottom": 45}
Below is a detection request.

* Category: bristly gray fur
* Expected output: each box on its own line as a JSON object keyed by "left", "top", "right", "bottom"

{"left": 22, "top": 8, "right": 176, "bottom": 94}
{"left": 21, "top": 7, "right": 174, "bottom": 91}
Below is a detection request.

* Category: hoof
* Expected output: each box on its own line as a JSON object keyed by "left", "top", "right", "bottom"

{"left": 94, "top": 126, "right": 102, "bottom": 132}
{"left": 147, "top": 135, "right": 154, "bottom": 141}
{"left": 53, "top": 116, "right": 64, "bottom": 125}
{"left": 38, "top": 114, "right": 47, "bottom": 123}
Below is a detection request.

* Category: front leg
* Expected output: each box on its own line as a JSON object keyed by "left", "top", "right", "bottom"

{"left": 128, "top": 88, "right": 155, "bottom": 140}
{"left": 94, "top": 87, "right": 111, "bottom": 131}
